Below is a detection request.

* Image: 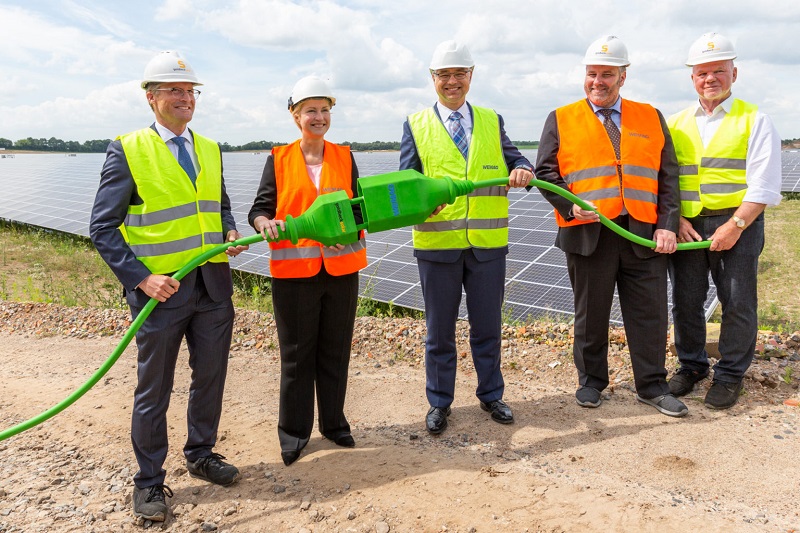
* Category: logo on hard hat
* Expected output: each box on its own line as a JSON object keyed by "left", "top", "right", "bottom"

{"left": 601, "top": 44, "right": 609, "bottom": 53}
{"left": 707, "top": 42, "right": 715, "bottom": 51}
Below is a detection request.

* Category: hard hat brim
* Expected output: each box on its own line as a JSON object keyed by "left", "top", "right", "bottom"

{"left": 685, "top": 52, "right": 737, "bottom": 67}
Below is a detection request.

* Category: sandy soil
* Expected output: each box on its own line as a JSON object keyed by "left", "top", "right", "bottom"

{"left": 1, "top": 303, "right": 799, "bottom": 533}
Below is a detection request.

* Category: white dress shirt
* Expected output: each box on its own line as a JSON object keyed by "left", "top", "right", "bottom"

{"left": 437, "top": 101, "right": 472, "bottom": 146}
{"left": 693, "top": 98, "right": 782, "bottom": 206}
{"left": 153, "top": 122, "right": 199, "bottom": 175}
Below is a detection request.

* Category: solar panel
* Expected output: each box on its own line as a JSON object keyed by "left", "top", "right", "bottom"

{"left": 782, "top": 151, "right": 800, "bottom": 193}
{"left": 18, "top": 148, "right": 800, "bottom": 323}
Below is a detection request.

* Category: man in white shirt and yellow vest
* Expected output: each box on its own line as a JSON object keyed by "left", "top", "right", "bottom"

{"left": 400, "top": 40, "right": 534, "bottom": 435}
{"left": 90, "top": 51, "right": 248, "bottom": 521}
{"left": 667, "top": 33, "right": 782, "bottom": 409}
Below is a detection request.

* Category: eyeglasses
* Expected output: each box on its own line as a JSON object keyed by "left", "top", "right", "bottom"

{"left": 152, "top": 88, "right": 201, "bottom": 99}
{"left": 432, "top": 70, "right": 472, "bottom": 82}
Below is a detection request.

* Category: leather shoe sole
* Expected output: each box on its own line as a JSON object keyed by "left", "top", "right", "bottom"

{"left": 479, "top": 400, "right": 514, "bottom": 424}
{"left": 426, "top": 406, "right": 451, "bottom": 435}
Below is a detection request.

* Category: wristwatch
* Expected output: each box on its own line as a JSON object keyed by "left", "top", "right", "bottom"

{"left": 732, "top": 215, "right": 746, "bottom": 229}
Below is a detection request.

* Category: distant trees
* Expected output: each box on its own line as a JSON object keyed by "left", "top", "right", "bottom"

{"left": 6, "top": 137, "right": 112, "bottom": 153}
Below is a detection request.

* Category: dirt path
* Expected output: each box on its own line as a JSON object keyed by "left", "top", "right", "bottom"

{"left": 1, "top": 305, "right": 799, "bottom": 532}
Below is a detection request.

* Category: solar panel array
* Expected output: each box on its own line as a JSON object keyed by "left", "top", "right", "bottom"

{"left": 782, "top": 151, "right": 800, "bottom": 193}
{"left": 11, "top": 148, "right": 800, "bottom": 322}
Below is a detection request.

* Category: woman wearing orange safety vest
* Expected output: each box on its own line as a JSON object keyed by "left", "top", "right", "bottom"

{"left": 248, "top": 77, "right": 367, "bottom": 466}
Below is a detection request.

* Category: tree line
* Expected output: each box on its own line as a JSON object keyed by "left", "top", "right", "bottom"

{"left": 1, "top": 137, "right": 540, "bottom": 153}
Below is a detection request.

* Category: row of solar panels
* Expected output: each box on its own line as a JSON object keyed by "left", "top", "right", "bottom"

{"left": 12, "top": 149, "right": 800, "bottom": 321}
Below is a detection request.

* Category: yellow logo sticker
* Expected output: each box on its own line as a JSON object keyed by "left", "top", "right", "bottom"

{"left": 601, "top": 44, "right": 609, "bottom": 53}
{"left": 177, "top": 60, "right": 186, "bottom": 69}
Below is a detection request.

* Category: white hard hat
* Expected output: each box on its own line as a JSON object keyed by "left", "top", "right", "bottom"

{"left": 582, "top": 35, "right": 630, "bottom": 67}
{"left": 141, "top": 51, "right": 201, "bottom": 89}
{"left": 429, "top": 40, "right": 475, "bottom": 70}
{"left": 685, "top": 32, "right": 737, "bottom": 66}
{"left": 288, "top": 76, "right": 336, "bottom": 110}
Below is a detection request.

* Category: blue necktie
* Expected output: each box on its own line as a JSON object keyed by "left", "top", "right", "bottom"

{"left": 172, "top": 136, "right": 197, "bottom": 185}
{"left": 449, "top": 111, "right": 469, "bottom": 160}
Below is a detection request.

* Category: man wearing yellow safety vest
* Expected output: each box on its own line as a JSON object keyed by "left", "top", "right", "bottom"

{"left": 89, "top": 51, "right": 248, "bottom": 522}
{"left": 667, "top": 33, "right": 782, "bottom": 410}
{"left": 400, "top": 40, "right": 534, "bottom": 435}
{"left": 535, "top": 36, "right": 688, "bottom": 418}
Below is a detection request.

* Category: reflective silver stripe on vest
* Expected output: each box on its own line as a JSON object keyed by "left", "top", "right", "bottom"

{"left": 323, "top": 238, "right": 366, "bottom": 257}
{"left": 566, "top": 165, "right": 617, "bottom": 183}
{"left": 700, "top": 183, "right": 748, "bottom": 194}
{"left": 468, "top": 186, "right": 508, "bottom": 197}
{"left": 198, "top": 200, "right": 222, "bottom": 212}
{"left": 579, "top": 187, "right": 620, "bottom": 201}
{"left": 701, "top": 157, "right": 746, "bottom": 170}
{"left": 467, "top": 218, "right": 508, "bottom": 230}
{"left": 271, "top": 246, "right": 321, "bottom": 260}
{"left": 413, "top": 219, "right": 468, "bottom": 232}
{"left": 679, "top": 165, "right": 699, "bottom": 176}
{"left": 125, "top": 202, "right": 197, "bottom": 227}
{"left": 680, "top": 190, "right": 701, "bottom": 202}
{"left": 204, "top": 232, "right": 224, "bottom": 245}
{"left": 623, "top": 188, "right": 657, "bottom": 203}
{"left": 129, "top": 235, "right": 202, "bottom": 257}
{"left": 623, "top": 165, "right": 658, "bottom": 180}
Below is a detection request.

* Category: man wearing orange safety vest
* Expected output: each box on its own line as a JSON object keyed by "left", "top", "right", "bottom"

{"left": 666, "top": 33, "right": 782, "bottom": 410}
{"left": 535, "top": 36, "right": 688, "bottom": 417}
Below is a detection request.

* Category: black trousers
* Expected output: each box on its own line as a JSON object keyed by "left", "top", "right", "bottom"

{"left": 566, "top": 224, "right": 670, "bottom": 399}
{"left": 272, "top": 267, "right": 359, "bottom": 453}
{"left": 130, "top": 276, "right": 234, "bottom": 488}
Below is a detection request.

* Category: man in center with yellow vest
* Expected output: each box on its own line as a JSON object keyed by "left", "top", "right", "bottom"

{"left": 535, "top": 36, "right": 688, "bottom": 417}
{"left": 400, "top": 40, "right": 534, "bottom": 435}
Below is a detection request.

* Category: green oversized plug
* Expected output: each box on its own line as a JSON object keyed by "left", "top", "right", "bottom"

{"left": 270, "top": 169, "right": 499, "bottom": 247}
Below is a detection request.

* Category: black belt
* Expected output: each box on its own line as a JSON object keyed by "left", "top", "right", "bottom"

{"left": 698, "top": 207, "right": 737, "bottom": 217}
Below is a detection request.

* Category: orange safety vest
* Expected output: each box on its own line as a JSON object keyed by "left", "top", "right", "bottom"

{"left": 270, "top": 140, "right": 367, "bottom": 278}
{"left": 554, "top": 99, "right": 664, "bottom": 227}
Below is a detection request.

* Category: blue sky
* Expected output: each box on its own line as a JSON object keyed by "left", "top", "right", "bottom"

{"left": 2, "top": 0, "right": 799, "bottom": 145}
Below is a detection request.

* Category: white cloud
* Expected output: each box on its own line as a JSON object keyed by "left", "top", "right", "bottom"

{"left": 1, "top": 0, "right": 799, "bottom": 144}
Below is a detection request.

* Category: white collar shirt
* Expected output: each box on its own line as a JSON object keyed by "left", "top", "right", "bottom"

{"left": 153, "top": 122, "right": 199, "bottom": 175}
{"left": 693, "top": 97, "right": 782, "bottom": 206}
{"left": 437, "top": 101, "right": 472, "bottom": 146}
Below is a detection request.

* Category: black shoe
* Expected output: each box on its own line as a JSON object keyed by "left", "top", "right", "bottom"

{"left": 575, "top": 386, "right": 602, "bottom": 408}
{"left": 325, "top": 433, "right": 356, "bottom": 448}
{"left": 426, "top": 406, "right": 451, "bottom": 435}
{"left": 186, "top": 453, "right": 240, "bottom": 486}
{"left": 281, "top": 449, "right": 301, "bottom": 466}
{"left": 668, "top": 368, "right": 709, "bottom": 397}
{"left": 479, "top": 399, "right": 514, "bottom": 424}
{"left": 132, "top": 484, "right": 173, "bottom": 522}
{"left": 704, "top": 379, "right": 743, "bottom": 410}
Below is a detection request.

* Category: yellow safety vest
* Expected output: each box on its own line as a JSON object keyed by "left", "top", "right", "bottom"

{"left": 407, "top": 106, "right": 508, "bottom": 251}
{"left": 668, "top": 98, "right": 756, "bottom": 217}
{"left": 119, "top": 128, "right": 227, "bottom": 274}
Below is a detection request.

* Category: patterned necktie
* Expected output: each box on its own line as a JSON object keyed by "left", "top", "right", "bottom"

{"left": 599, "top": 108, "right": 621, "bottom": 159}
{"left": 449, "top": 111, "right": 469, "bottom": 160}
{"left": 172, "top": 136, "right": 197, "bottom": 185}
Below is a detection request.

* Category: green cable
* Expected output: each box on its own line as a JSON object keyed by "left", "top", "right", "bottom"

{"left": 481, "top": 177, "right": 712, "bottom": 251}
{"left": 0, "top": 233, "right": 265, "bottom": 442}
{"left": 0, "top": 177, "right": 711, "bottom": 441}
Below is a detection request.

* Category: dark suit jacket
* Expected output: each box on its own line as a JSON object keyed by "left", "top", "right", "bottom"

{"left": 89, "top": 125, "right": 237, "bottom": 309}
{"left": 534, "top": 99, "right": 680, "bottom": 259}
{"left": 399, "top": 102, "right": 533, "bottom": 263}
